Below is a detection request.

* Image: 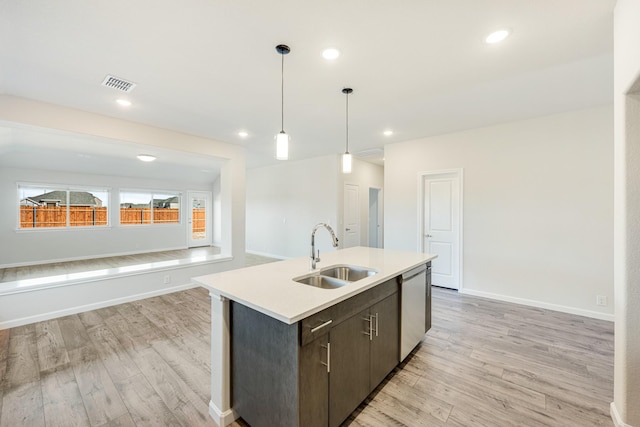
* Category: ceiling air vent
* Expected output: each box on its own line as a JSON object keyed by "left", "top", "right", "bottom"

{"left": 355, "top": 148, "right": 384, "bottom": 158}
{"left": 101, "top": 75, "right": 137, "bottom": 93}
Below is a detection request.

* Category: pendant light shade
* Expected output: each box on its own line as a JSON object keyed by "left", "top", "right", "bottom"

{"left": 276, "top": 131, "right": 289, "bottom": 160}
{"left": 275, "top": 44, "right": 290, "bottom": 160}
{"left": 342, "top": 152, "right": 352, "bottom": 173}
{"left": 342, "top": 87, "right": 353, "bottom": 174}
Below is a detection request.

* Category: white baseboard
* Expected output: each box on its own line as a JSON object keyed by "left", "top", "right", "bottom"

{"left": 458, "top": 288, "right": 614, "bottom": 322}
{"left": 611, "top": 402, "right": 634, "bottom": 427}
{"left": 0, "top": 282, "right": 196, "bottom": 330}
{"left": 209, "top": 400, "right": 238, "bottom": 427}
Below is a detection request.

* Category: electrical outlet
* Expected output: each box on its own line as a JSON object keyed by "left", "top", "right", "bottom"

{"left": 596, "top": 295, "right": 607, "bottom": 306}
{"left": 163, "top": 275, "right": 171, "bottom": 284}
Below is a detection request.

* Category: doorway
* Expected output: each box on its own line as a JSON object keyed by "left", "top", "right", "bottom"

{"left": 419, "top": 170, "right": 463, "bottom": 290}
{"left": 368, "top": 187, "right": 383, "bottom": 248}
{"left": 343, "top": 183, "right": 360, "bottom": 248}
{"left": 188, "top": 191, "right": 212, "bottom": 247}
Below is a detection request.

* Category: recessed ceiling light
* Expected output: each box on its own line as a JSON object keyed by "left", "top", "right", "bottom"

{"left": 322, "top": 48, "right": 340, "bottom": 60}
{"left": 116, "top": 99, "right": 132, "bottom": 107}
{"left": 383, "top": 130, "right": 393, "bottom": 136}
{"left": 136, "top": 154, "right": 156, "bottom": 162}
{"left": 238, "top": 131, "right": 248, "bottom": 138}
{"left": 485, "top": 29, "right": 511, "bottom": 44}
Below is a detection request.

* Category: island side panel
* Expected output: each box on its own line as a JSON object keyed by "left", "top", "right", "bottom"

{"left": 209, "top": 293, "right": 237, "bottom": 426}
{"left": 231, "top": 301, "right": 300, "bottom": 427}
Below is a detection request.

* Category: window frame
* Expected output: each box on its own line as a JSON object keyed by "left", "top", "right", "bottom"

{"left": 17, "top": 183, "right": 111, "bottom": 230}
{"left": 119, "top": 189, "right": 182, "bottom": 226}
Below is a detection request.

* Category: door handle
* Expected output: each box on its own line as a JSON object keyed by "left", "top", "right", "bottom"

{"left": 425, "top": 234, "right": 432, "bottom": 238}
{"left": 346, "top": 228, "right": 351, "bottom": 231}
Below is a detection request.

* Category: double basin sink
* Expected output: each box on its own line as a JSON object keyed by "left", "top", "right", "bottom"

{"left": 293, "top": 264, "right": 377, "bottom": 289}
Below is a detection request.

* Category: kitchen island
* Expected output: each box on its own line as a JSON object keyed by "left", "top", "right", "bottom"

{"left": 192, "top": 246, "right": 436, "bottom": 427}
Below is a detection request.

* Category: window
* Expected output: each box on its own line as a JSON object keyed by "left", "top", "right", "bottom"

{"left": 18, "top": 184, "right": 109, "bottom": 229}
{"left": 119, "top": 191, "right": 180, "bottom": 225}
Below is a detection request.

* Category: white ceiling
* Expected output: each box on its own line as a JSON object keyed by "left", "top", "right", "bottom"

{"left": 0, "top": 0, "right": 614, "bottom": 171}
{"left": 0, "top": 123, "right": 223, "bottom": 184}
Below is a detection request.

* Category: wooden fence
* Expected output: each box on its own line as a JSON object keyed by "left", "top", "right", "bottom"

{"left": 119, "top": 208, "right": 180, "bottom": 225}
{"left": 20, "top": 206, "right": 108, "bottom": 228}
{"left": 20, "top": 206, "right": 184, "bottom": 227}
{"left": 192, "top": 207, "right": 206, "bottom": 234}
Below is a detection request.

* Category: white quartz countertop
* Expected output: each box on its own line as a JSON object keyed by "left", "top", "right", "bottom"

{"left": 192, "top": 247, "right": 437, "bottom": 324}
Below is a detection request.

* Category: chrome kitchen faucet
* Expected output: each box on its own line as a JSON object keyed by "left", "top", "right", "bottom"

{"left": 310, "top": 223, "right": 339, "bottom": 269}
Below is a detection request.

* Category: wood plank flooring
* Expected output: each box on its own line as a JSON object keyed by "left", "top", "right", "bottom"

{"left": 0, "top": 270, "right": 614, "bottom": 426}
{"left": 346, "top": 288, "right": 614, "bottom": 427}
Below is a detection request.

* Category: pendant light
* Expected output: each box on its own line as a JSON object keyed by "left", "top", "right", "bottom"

{"left": 342, "top": 87, "right": 353, "bottom": 174}
{"left": 275, "top": 44, "right": 290, "bottom": 160}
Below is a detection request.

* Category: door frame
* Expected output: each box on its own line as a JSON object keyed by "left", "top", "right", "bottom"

{"left": 417, "top": 168, "right": 464, "bottom": 291}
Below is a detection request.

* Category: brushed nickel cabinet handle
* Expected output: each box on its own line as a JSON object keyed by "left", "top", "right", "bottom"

{"left": 362, "top": 316, "right": 372, "bottom": 339}
{"left": 375, "top": 312, "right": 379, "bottom": 337}
{"left": 321, "top": 343, "right": 331, "bottom": 373}
{"left": 311, "top": 319, "right": 333, "bottom": 333}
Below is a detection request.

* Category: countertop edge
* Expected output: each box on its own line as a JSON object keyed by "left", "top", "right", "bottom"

{"left": 192, "top": 248, "right": 436, "bottom": 325}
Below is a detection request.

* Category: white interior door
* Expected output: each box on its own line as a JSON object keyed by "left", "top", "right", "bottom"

{"left": 368, "top": 187, "right": 383, "bottom": 248}
{"left": 343, "top": 183, "right": 360, "bottom": 248}
{"left": 188, "top": 191, "right": 212, "bottom": 247}
{"left": 423, "top": 172, "right": 461, "bottom": 289}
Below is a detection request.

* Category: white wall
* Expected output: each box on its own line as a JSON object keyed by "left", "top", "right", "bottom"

{"left": 613, "top": 1, "right": 640, "bottom": 425}
{"left": 0, "top": 166, "right": 215, "bottom": 267}
{"left": 213, "top": 175, "right": 222, "bottom": 246}
{"left": 246, "top": 155, "right": 384, "bottom": 259}
{"left": 0, "top": 95, "right": 246, "bottom": 269}
{"left": 385, "top": 105, "right": 613, "bottom": 320}
{"left": 338, "top": 158, "right": 384, "bottom": 247}
{"left": 246, "top": 155, "right": 339, "bottom": 259}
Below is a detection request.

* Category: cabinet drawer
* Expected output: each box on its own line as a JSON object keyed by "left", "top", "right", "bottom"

{"left": 300, "top": 277, "right": 399, "bottom": 346}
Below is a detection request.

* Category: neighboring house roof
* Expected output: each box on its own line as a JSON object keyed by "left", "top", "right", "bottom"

{"left": 153, "top": 196, "right": 179, "bottom": 208}
{"left": 24, "top": 190, "right": 102, "bottom": 207}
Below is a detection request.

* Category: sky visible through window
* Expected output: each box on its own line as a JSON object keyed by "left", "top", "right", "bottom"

{"left": 19, "top": 186, "right": 109, "bottom": 207}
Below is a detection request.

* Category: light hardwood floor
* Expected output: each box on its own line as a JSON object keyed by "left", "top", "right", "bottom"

{"left": 0, "top": 276, "right": 614, "bottom": 426}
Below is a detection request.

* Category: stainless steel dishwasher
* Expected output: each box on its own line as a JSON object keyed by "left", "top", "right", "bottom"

{"left": 400, "top": 263, "right": 427, "bottom": 361}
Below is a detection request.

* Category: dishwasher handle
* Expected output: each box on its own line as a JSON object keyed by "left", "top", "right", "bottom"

{"left": 399, "top": 264, "right": 427, "bottom": 284}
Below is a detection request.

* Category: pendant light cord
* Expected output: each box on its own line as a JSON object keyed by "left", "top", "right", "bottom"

{"left": 345, "top": 91, "right": 349, "bottom": 153}
{"left": 281, "top": 53, "right": 284, "bottom": 132}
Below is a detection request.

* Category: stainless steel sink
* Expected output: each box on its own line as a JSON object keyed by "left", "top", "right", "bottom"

{"left": 293, "top": 264, "right": 377, "bottom": 289}
{"left": 294, "top": 275, "right": 349, "bottom": 289}
{"left": 320, "top": 265, "right": 377, "bottom": 281}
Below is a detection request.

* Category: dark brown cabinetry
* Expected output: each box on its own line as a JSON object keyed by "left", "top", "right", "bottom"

{"left": 299, "top": 333, "right": 329, "bottom": 426}
{"left": 328, "top": 307, "right": 371, "bottom": 426}
{"left": 328, "top": 293, "right": 399, "bottom": 426}
{"left": 370, "top": 293, "right": 400, "bottom": 387}
{"left": 231, "top": 276, "right": 403, "bottom": 427}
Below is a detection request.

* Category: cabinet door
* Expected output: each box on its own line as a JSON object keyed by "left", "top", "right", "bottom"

{"left": 370, "top": 293, "right": 399, "bottom": 389}
{"left": 299, "top": 334, "right": 329, "bottom": 427}
{"left": 329, "top": 309, "right": 370, "bottom": 427}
